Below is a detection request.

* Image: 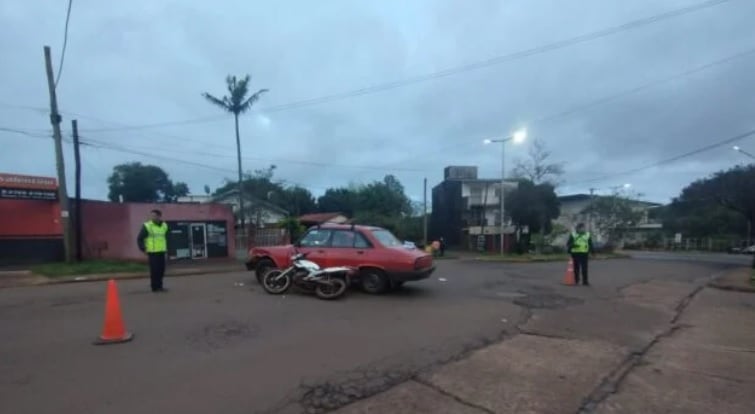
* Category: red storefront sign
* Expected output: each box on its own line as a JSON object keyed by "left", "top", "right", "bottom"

{"left": 0, "top": 173, "right": 58, "bottom": 200}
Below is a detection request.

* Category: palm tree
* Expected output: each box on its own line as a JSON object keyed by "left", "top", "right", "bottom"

{"left": 203, "top": 75, "right": 268, "bottom": 231}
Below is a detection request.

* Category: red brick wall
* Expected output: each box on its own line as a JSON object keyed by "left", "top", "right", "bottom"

{"left": 0, "top": 199, "right": 61, "bottom": 237}
{"left": 81, "top": 201, "right": 235, "bottom": 261}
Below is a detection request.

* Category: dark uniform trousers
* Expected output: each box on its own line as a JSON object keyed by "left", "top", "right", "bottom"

{"left": 571, "top": 253, "right": 589, "bottom": 284}
{"left": 148, "top": 252, "right": 166, "bottom": 291}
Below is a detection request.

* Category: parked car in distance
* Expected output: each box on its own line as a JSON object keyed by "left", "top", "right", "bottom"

{"left": 246, "top": 224, "right": 435, "bottom": 294}
{"left": 728, "top": 244, "right": 755, "bottom": 254}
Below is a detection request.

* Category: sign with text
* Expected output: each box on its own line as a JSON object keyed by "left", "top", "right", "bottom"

{"left": 0, "top": 173, "right": 57, "bottom": 191}
{"left": 0, "top": 187, "right": 58, "bottom": 200}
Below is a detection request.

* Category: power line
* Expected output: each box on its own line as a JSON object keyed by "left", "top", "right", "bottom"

{"left": 353, "top": 44, "right": 755, "bottom": 175}
{"left": 80, "top": 136, "right": 426, "bottom": 172}
{"left": 77, "top": 137, "right": 329, "bottom": 191}
{"left": 80, "top": 114, "right": 227, "bottom": 132}
{"left": 567, "top": 127, "right": 755, "bottom": 186}
{"left": 55, "top": 0, "right": 74, "bottom": 88}
{"left": 71, "top": 44, "right": 755, "bottom": 179}
{"left": 0, "top": 127, "right": 51, "bottom": 139}
{"left": 78, "top": 0, "right": 733, "bottom": 133}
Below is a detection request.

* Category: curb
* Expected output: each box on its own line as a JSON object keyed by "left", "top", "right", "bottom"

{"left": 16, "top": 267, "right": 246, "bottom": 288}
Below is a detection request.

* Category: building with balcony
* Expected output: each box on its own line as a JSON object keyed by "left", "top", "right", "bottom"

{"left": 430, "top": 166, "right": 519, "bottom": 251}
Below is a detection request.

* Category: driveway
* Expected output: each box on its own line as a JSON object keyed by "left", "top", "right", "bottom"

{"left": 0, "top": 258, "right": 734, "bottom": 413}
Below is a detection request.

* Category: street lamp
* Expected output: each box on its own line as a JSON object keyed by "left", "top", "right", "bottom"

{"left": 733, "top": 145, "right": 755, "bottom": 160}
{"left": 484, "top": 128, "right": 527, "bottom": 255}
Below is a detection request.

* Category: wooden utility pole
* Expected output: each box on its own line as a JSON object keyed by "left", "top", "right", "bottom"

{"left": 72, "top": 119, "right": 83, "bottom": 262}
{"left": 423, "top": 178, "right": 428, "bottom": 246}
{"left": 44, "top": 45, "right": 73, "bottom": 262}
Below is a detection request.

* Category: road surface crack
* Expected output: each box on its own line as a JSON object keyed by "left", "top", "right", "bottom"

{"left": 575, "top": 284, "right": 706, "bottom": 413}
{"left": 412, "top": 378, "right": 495, "bottom": 414}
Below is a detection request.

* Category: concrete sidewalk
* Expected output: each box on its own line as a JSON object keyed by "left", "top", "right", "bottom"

{"left": 334, "top": 281, "right": 755, "bottom": 413}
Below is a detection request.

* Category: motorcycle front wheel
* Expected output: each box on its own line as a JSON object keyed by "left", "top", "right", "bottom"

{"left": 262, "top": 269, "right": 291, "bottom": 294}
{"left": 315, "top": 277, "right": 348, "bottom": 300}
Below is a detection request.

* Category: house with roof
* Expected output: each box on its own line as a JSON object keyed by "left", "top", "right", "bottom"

{"left": 207, "top": 189, "right": 289, "bottom": 228}
{"left": 553, "top": 193, "right": 663, "bottom": 247}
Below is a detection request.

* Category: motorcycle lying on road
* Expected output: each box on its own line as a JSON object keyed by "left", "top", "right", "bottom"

{"left": 261, "top": 252, "right": 354, "bottom": 300}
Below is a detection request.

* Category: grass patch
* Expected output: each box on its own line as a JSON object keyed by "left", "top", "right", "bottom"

{"left": 476, "top": 252, "right": 629, "bottom": 262}
{"left": 31, "top": 260, "right": 147, "bottom": 277}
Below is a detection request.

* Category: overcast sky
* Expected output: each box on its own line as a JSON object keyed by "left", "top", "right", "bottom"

{"left": 1, "top": 0, "right": 754, "bottom": 206}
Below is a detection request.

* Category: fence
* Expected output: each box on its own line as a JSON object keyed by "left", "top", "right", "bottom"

{"left": 234, "top": 226, "right": 290, "bottom": 259}
{"left": 624, "top": 236, "right": 750, "bottom": 252}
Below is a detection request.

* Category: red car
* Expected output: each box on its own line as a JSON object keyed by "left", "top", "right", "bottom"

{"left": 246, "top": 223, "right": 435, "bottom": 294}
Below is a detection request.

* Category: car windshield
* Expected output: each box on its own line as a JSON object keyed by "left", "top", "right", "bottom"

{"left": 371, "top": 229, "right": 402, "bottom": 247}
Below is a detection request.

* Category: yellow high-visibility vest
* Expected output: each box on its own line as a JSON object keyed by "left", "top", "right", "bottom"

{"left": 144, "top": 221, "right": 168, "bottom": 253}
{"left": 571, "top": 232, "right": 590, "bottom": 253}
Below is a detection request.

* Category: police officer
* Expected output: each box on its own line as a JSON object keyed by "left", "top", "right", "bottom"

{"left": 567, "top": 223, "right": 593, "bottom": 286}
{"left": 137, "top": 209, "right": 169, "bottom": 292}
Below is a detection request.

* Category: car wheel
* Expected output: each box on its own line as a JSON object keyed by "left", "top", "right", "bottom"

{"left": 255, "top": 258, "right": 276, "bottom": 283}
{"left": 360, "top": 268, "right": 389, "bottom": 294}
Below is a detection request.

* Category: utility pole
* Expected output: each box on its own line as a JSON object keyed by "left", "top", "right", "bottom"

{"left": 589, "top": 187, "right": 596, "bottom": 231}
{"left": 44, "top": 46, "right": 73, "bottom": 263}
{"left": 422, "top": 178, "right": 428, "bottom": 247}
{"left": 72, "top": 119, "right": 83, "bottom": 262}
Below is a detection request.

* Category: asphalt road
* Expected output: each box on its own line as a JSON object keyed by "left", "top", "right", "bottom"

{"left": 0, "top": 257, "right": 734, "bottom": 414}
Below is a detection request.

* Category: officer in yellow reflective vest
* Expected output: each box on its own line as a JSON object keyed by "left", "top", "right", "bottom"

{"left": 137, "top": 209, "right": 169, "bottom": 292}
{"left": 566, "top": 223, "right": 594, "bottom": 286}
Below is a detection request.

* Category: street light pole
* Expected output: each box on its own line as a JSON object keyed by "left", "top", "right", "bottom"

{"left": 499, "top": 142, "right": 505, "bottom": 256}
{"left": 484, "top": 129, "right": 526, "bottom": 255}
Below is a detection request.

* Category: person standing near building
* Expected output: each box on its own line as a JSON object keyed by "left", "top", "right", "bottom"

{"left": 566, "top": 223, "right": 593, "bottom": 286}
{"left": 137, "top": 209, "right": 169, "bottom": 292}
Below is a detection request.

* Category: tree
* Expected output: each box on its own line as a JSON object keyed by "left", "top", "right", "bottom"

{"left": 507, "top": 180, "right": 560, "bottom": 253}
{"left": 669, "top": 164, "right": 755, "bottom": 267}
{"left": 583, "top": 192, "right": 644, "bottom": 247}
{"left": 107, "top": 162, "right": 189, "bottom": 203}
{"left": 203, "top": 75, "right": 269, "bottom": 229}
{"left": 512, "top": 139, "right": 565, "bottom": 185}
{"left": 277, "top": 185, "right": 317, "bottom": 216}
{"left": 356, "top": 175, "right": 412, "bottom": 217}
{"left": 317, "top": 187, "right": 358, "bottom": 217}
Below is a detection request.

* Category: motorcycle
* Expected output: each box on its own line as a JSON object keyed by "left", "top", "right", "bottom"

{"left": 261, "top": 252, "right": 354, "bottom": 300}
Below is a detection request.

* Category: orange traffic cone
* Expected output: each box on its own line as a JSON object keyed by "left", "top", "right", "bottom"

{"left": 94, "top": 279, "right": 134, "bottom": 345}
{"left": 563, "top": 258, "right": 576, "bottom": 286}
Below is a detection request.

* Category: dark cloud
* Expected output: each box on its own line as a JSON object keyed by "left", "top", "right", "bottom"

{"left": 1, "top": 0, "right": 754, "bottom": 206}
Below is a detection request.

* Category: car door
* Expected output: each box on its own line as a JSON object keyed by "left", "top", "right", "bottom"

{"left": 296, "top": 228, "right": 333, "bottom": 268}
{"left": 328, "top": 229, "right": 373, "bottom": 268}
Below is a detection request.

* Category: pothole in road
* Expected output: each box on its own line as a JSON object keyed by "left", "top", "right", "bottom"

{"left": 186, "top": 320, "right": 258, "bottom": 353}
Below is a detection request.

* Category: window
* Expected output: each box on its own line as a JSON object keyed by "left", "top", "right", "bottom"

{"left": 331, "top": 230, "right": 356, "bottom": 248}
{"left": 370, "top": 229, "right": 402, "bottom": 247}
{"left": 299, "top": 229, "right": 332, "bottom": 247}
{"left": 354, "top": 232, "right": 371, "bottom": 248}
